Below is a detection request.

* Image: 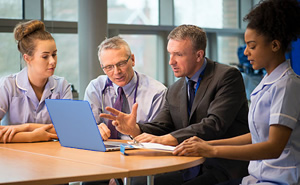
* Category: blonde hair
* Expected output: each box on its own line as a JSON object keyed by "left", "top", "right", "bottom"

{"left": 14, "top": 20, "right": 54, "bottom": 56}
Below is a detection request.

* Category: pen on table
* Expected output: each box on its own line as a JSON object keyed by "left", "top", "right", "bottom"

{"left": 129, "top": 135, "right": 139, "bottom": 145}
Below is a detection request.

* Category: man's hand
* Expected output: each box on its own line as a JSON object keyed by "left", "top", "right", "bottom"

{"left": 173, "top": 136, "right": 214, "bottom": 157}
{"left": 0, "top": 124, "right": 30, "bottom": 143}
{"left": 98, "top": 123, "right": 111, "bottom": 141}
{"left": 134, "top": 133, "right": 178, "bottom": 146}
{"left": 100, "top": 103, "right": 141, "bottom": 137}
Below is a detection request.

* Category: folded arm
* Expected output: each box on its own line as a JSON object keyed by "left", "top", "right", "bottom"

{"left": 0, "top": 123, "right": 57, "bottom": 143}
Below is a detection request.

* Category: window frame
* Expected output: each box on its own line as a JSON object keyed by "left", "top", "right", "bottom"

{"left": 0, "top": 0, "right": 253, "bottom": 96}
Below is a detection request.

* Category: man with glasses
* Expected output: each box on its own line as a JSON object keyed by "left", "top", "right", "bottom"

{"left": 100, "top": 25, "right": 249, "bottom": 185}
{"left": 84, "top": 36, "right": 167, "bottom": 141}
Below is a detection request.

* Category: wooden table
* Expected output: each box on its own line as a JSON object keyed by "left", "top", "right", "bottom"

{"left": 0, "top": 141, "right": 205, "bottom": 185}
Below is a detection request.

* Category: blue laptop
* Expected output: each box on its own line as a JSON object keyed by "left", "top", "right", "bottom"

{"left": 45, "top": 99, "right": 128, "bottom": 152}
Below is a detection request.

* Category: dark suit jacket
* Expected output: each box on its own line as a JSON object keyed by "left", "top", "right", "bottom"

{"left": 139, "top": 58, "right": 249, "bottom": 180}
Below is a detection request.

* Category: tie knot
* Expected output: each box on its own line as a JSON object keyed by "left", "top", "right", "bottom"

{"left": 117, "top": 87, "right": 124, "bottom": 95}
{"left": 188, "top": 80, "right": 195, "bottom": 89}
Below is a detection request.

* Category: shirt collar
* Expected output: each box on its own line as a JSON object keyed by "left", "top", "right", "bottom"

{"left": 113, "top": 71, "right": 137, "bottom": 96}
{"left": 185, "top": 58, "right": 207, "bottom": 83}
{"left": 251, "top": 60, "right": 291, "bottom": 95}
{"left": 16, "top": 67, "right": 31, "bottom": 92}
{"left": 263, "top": 60, "right": 291, "bottom": 85}
{"left": 16, "top": 67, "right": 56, "bottom": 91}
{"left": 16, "top": 67, "right": 57, "bottom": 102}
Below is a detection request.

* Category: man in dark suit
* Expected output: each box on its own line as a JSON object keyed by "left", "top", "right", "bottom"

{"left": 101, "top": 24, "right": 249, "bottom": 185}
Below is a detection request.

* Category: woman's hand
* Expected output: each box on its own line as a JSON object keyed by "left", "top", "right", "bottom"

{"left": 30, "top": 124, "right": 58, "bottom": 142}
{"left": 0, "top": 124, "right": 30, "bottom": 143}
{"left": 173, "top": 136, "right": 215, "bottom": 157}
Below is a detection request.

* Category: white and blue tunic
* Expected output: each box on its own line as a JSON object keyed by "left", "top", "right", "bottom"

{"left": 242, "top": 60, "right": 300, "bottom": 185}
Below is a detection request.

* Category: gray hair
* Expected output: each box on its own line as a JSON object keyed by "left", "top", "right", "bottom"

{"left": 98, "top": 36, "right": 131, "bottom": 62}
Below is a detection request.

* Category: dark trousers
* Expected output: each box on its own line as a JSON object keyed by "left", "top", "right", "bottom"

{"left": 82, "top": 179, "right": 123, "bottom": 185}
{"left": 131, "top": 165, "right": 230, "bottom": 185}
{"left": 82, "top": 166, "right": 243, "bottom": 185}
{"left": 82, "top": 180, "right": 110, "bottom": 185}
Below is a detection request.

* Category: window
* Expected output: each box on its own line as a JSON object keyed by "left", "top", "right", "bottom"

{"left": 217, "top": 36, "right": 239, "bottom": 65}
{"left": 253, "top": 0, "right": 260, "bottom": 6}
{"left": 0, "top": 33, "right": 21, "bottom": 78}
{"left": 0, "top": 0, "right": 22, "bottom": 19}
{"left": 52, "top": 34, "right": 79, "bottom": 91}
{"left": 44, "top": 0, "right": 78, "bottom": 21}
{"left": 174, "top": 0, "right": 238, "bottom": 29}
{"left": 120, "top": 34, "right": 158, "bottom": 80}
{"left": 108, "top": 0, "right": 159, "bottom": 25}
{"left": 0, "top": 0, "right": 251, "bottom": 91}
{"left": 0, "top": 33, "right": 79, "bottom": 90}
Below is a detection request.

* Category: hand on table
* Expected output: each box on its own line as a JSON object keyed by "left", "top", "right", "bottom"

{"left": 134, "top": 133, "right": 178, "bottom": 146}
{"left": 0, "top": 124, "right": 30, "bottom": 143}
{"left": 173, "top": 136, "right": 213, "bottom": 157}
{"left": 31, "top": 124, "right": 58, "bottom": 142}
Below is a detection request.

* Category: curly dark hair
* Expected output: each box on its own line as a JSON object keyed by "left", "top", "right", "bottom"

{"left": 243, "top": 0, "right": 300, "bottom": 53}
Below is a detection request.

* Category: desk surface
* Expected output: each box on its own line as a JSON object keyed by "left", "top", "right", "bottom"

{"left": 0, "top": 146, "right": 128, "bottom": 185}
{"left": 0, "top": 141, "right": 205, "bottom": 185}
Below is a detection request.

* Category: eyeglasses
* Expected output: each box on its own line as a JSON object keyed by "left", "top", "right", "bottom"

{"left": 101, "top": 55, "right": 131, "bottom": 72}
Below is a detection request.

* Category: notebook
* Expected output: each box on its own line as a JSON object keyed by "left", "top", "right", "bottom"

{"left": 45, "top": 99, "right": 131, "bottom": 152}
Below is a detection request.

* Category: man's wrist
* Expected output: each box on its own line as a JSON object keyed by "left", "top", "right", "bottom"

{"left": 162, "top": 134, "right": 178, "bottom": 146}
{"left": 131, "top": 123, "right": 142, "bottom": 137}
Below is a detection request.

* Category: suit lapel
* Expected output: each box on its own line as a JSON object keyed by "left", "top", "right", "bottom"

{"left": 180, "top": 79, "right": 190, "bottom": 127}
{"left": 190, "top": 60, "right": 214, "bottom": 119}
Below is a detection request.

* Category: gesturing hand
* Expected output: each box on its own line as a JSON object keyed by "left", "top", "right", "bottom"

{"left": 100, "top": 103, "right": 141, "bottom": 137}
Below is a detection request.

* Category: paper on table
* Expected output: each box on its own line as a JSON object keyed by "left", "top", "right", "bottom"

{"left": 141, "top": 143, "right": 175, "bottom": 151}
{"left": 128, "top": 142, "right": 175, "bottom": 151}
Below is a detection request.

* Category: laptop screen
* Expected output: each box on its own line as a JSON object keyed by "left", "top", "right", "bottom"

{"left": 45, "top": 99, "right": 107, "bottom": 151}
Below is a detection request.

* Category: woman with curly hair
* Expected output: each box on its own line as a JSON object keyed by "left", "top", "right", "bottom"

{"left": 0, "top": 20, "right": 72, "bottom": 143}
{"left": 173, "top": 0, "right": 300, "bottom": 184}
